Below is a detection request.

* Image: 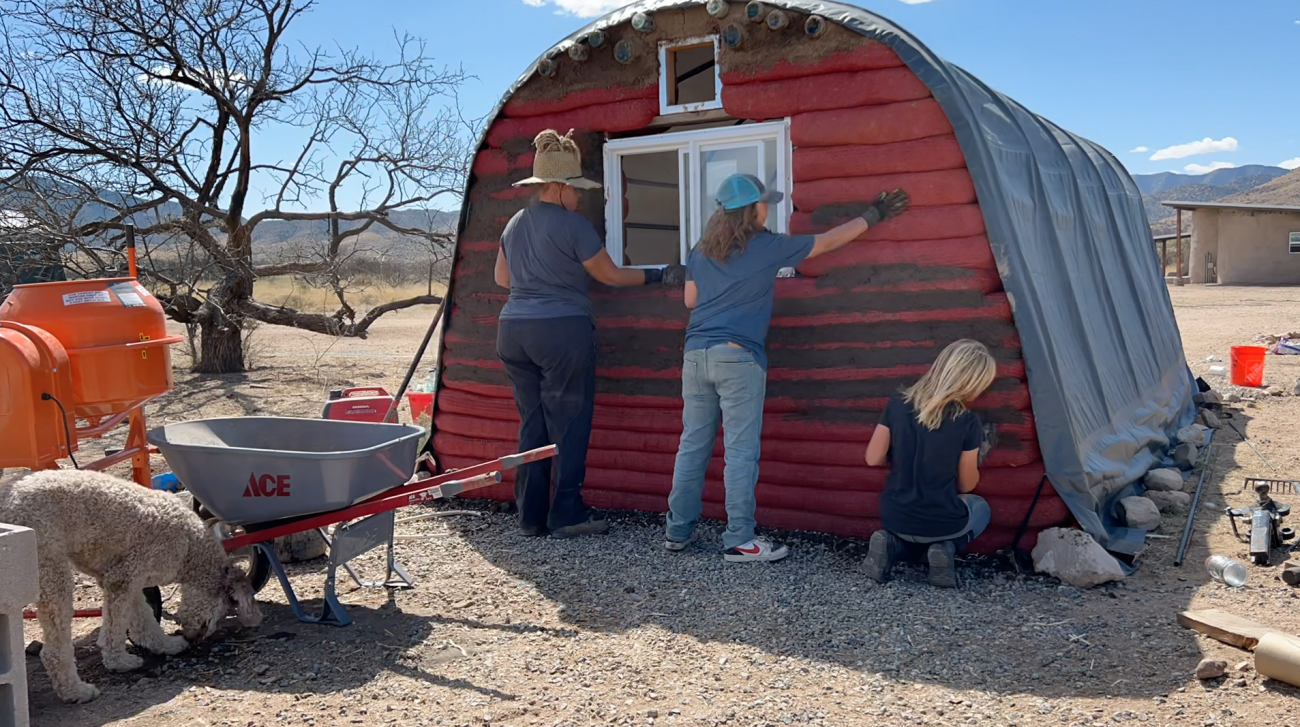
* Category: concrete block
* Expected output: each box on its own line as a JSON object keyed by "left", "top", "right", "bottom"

{"left": 0, "top": 523, "right": 37, "bottom": 727}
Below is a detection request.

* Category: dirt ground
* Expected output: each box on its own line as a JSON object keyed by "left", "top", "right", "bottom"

{"left": 17, "top": 286, "right": 1300, "bottom": 727}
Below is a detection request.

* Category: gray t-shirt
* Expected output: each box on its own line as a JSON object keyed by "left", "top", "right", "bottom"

{"left": 499, "top": 203, "right": 605, "bottom": 321}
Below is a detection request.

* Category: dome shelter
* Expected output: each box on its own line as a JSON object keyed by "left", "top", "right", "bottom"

{"left": 430, "top": 0, "right": 1195, "bottom": 555}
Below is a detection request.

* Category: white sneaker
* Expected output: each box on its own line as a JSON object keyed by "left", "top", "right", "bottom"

{"left": 723, "top": 537, "right": 789, "bottom": 563}
{"left": 664, "top": 532, "right": 699, "bottom": 552}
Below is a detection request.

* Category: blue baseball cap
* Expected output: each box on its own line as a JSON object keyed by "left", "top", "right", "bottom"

{"left": 715, "top": 173, "right": 784, "bottom": 211}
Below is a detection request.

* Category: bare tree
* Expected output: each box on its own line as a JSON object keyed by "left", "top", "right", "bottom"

{"left": 0, "top": 0, "right": 472, "bottom": 373}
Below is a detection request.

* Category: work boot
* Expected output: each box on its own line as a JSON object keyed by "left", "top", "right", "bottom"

{"left": 550, "top": 517, "right": 610, "bottom": 539}
{"left": 927, "top": 540, "right": 958, "bottom": 588}
{"left": 864, "top": 530, "right": 904, "bottom": 583}
{"left": 518, "top": 525, "right": 549, "bottom": 537}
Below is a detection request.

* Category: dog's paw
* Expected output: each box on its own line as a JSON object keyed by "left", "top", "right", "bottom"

{"left": 101, "top": 651, "right": 144, "bottom": 673}
{"left": 58, "top": 681, "right": 101, "bottom": 704}
{"left": 155, "top": 634, "right": 189, "bottom": 656}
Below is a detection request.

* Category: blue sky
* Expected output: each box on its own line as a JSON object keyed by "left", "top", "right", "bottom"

{"left": 274, "top": 0, "right": 1299, "bottom": 209}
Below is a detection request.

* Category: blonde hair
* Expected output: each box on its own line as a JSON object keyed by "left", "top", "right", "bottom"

{"left": 902, "top": 339, "right": 997, "bottom": 430}
{"left": 698, "top": 204, "right": 765, "bottom": 262}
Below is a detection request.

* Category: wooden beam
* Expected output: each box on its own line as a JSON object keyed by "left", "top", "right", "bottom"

{"left": 1175, "top": 208, "right": 1184, "bottom": 286}
{"left": 1161, "top": 240, "right": 1168, "bottom": 277}
{"left": 1177, "top": 609, "right": 1300, "bottom": 651}
{"left": 646, "top": 108, "right": 735, "bottom": 128}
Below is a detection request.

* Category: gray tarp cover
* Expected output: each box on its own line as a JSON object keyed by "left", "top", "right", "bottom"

{"left": 454, "top": 0, "right": 1197, "bottom": 548}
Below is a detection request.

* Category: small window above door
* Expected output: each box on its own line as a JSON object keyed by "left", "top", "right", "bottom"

{"left": 659, "top": 37, "right": 722, "bottom": 115}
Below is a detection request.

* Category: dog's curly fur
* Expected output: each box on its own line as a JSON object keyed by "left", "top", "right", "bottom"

{"left": 0, "top": 469, "right": 261, "bottom": 703}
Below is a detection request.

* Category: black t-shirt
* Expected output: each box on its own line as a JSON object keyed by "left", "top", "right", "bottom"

{"left": 878, "top": 395, "right": 984, "bottom": 538}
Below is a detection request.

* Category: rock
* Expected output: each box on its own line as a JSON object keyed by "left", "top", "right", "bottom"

{"left": 1235, "top": 660, "right": 1251, "bottom": 673}
{"left": 1173, "top": 443, "right": 1199, "bottom": 470}
{"left": 1293, "top": 378, "right": 1300, "bottom": 397}
{"left": 1145, "top": 468, "right": 1185, "bottom": 492}
{"left": 1199, "top": 410, "right": 1221, "bottom": 429}
{"left": 1233, "top": 678, "right": 1248, "bottom": 688}
{"left": 1145, "top": 490, "right": 1191, "bottom": 512}
{"left": 1268, "top": 387, "right": 1285, "bottom": 397}
{"left": 25, "top": 640, "right": 42, "bottom": 656}
{"left": 1195, "top": 659, "right": 1227, "bottom": 680}
{"left": 1201, "top": 390, "right": 1223, "bottom": 405}
{"left": 1227, "top": 394, "right": 1242, "bottom": 403}
{"left": 274, "top": 531, "right": 327, "bottom": 563}
{"left": 1119, "top": 496, "right": 1161, "bottom": 531}
{"left": 1176, "top": 426, "right": 1206, "bottom": 447}
{"left": 1031, "top": 527, "right": 1126, "bottom": 589}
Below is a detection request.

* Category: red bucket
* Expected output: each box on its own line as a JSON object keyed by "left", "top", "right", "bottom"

{"left": 1230, "top": 346, "right": 1267, "bottom": 388}
{"left": 407, "top": 391, "right": 434, "bottom": 420}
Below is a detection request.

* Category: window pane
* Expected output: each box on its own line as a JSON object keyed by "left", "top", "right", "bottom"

{"left": 621, "top": 151, "right": 681, "bottom": 266}
{"left": 668, "top": 44, "right": 717, "bottom": 107}
{"left": 697, "top": 142, "right": 786, "bottom": 233}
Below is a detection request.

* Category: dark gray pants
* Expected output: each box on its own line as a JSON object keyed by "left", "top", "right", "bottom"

{"left": 497, "top": 316, "right": 596, "bottom": 530}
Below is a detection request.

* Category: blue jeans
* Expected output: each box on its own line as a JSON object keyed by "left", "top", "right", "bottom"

{"left": 666, "top": 345, "right": 766, "bottom": 549}
{"left": 895, "top": 494, "right": 991, "bottom": 554}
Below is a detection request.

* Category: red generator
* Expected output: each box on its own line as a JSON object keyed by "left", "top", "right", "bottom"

{"left": 321, "top": 387, "right": 394, "bottom": 423}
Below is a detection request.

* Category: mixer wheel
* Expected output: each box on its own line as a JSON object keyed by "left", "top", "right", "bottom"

{"left": 143, "top": 586, "right": 163, "bottom": 622}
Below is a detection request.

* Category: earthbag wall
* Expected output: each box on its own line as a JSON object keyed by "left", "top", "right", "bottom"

{"left": 438, "top": 0, "right": 1197, "bottom": 551}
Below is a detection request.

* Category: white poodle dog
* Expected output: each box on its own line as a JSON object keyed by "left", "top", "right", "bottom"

{"left": 0, "top": 469, "right": 262, "bottom": 703}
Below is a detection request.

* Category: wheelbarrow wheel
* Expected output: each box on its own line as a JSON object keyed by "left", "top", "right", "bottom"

{"left": 203, "top": 517, "right": 273, "bottom": 595}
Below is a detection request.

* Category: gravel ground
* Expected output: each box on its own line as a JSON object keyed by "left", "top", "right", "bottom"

{"left": 19, "top": 287, "right": 1300, "bottom": 727}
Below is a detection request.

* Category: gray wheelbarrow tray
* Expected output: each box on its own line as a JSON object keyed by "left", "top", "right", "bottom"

{"left": 147, "top": 417, "right": 425, "bottom": 526}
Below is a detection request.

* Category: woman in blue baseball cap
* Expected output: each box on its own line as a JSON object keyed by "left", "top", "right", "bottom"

{"left": 663, "top": 173, "right": 910, "bottom": 562}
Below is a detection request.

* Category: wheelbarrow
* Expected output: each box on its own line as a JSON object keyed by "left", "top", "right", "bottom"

{"left": 147, "top": 417, "right": 555, "bottom": 626}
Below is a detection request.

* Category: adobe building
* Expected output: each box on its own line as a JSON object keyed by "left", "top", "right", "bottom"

{"left": 1162, "top": 201, "right": 1300, "bottom": 285}
{"left": 431, "top": 0, "right": 1194, "bottom": 553}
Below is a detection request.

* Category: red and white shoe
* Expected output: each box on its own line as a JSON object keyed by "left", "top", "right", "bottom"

{"left": 724, "top": 537, "right": 789, "bottom": 563}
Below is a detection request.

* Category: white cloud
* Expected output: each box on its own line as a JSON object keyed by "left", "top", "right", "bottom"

{"left": 1150, "top": 137, "right": 1239, "bottom": 161}
{"left": 519, "top": 0, "right": 631, "bottom": 16}
{"left": 1183, "top": 161, "right": 1235, "bottom": 175}
{"left": 1281, "top": 158, "right": 1300, "bottom": 170}
{"left": 1130, "top": 146, "right": 1149, "bottom": 153}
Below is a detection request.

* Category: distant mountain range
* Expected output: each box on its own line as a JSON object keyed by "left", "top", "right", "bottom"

{"left": 1133, "top": 165, "right": 1292, "bottom": 235}
{"left": 1, "top": 179, "right": 459, "bottom": 260}
{"left": 1132, "top": 165, "right": 1289, "bottom": 195}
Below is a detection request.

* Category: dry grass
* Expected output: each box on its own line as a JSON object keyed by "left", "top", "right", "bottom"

{"left": 252, "top": 276, "right": 447, "bottom": 314}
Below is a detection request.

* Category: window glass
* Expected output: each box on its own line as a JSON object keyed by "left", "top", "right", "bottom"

{"left": 620, "top": 151, "right": 681, "bottom": 266}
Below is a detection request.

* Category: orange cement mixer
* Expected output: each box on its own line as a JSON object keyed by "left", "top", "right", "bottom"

{"left": 0, "top": 274, "right": 183, "bottom": 484}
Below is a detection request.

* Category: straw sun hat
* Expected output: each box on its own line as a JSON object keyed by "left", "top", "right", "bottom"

{"left": 512, "top": 129, "right": 602, "bottom": 190}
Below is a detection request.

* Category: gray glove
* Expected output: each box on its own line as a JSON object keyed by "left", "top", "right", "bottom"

{"left": 661, "top": 264, "right": 687, "bottom": 287}
{"left": 978, "top": 423, "right": 999, "bottom": 467}
{"left": 860, "top": 188, "right": 911, "bottom": 226}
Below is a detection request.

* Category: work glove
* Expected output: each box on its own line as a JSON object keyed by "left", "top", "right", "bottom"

{"left": 661, "top": 263, "right": 688, "bottom": 287}
{"left": 860, "top": 188, "right": 911, "bottom": 226}
{"left": 978, "top": 423, "right": 999, "bottom": 467}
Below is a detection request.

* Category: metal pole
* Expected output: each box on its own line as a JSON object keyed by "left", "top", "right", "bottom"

{"left": 382, "top": 296, "right": 448, "bottom": 423}
{"left": 1175, "top": 429, "right": 1215, "bottom": 565}
{"left": 125, "top": 223, "right": 138, "bottom": 279}
{"left": 1175, "top": 210, "right": 1184, "bottom": 286}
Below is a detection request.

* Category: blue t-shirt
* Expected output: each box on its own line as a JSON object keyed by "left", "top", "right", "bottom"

{"left": 684, "top": 232, "right": 815, "bottom": 369}
{"left": 499, "top": 203, "right": 605, "bottom": 321}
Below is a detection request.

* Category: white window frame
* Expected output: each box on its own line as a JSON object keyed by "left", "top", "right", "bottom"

{"left": 1290, "top": 232, "right": 1300, "bottom": 255}
{"left": 603, "top": 120, "right": 793, "bottom": 269}
{"left": 658, "top": 36, "right": 723, "bottom": 115}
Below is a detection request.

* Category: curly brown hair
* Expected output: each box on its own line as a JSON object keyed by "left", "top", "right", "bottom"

{"left": 697, "top": 204, "right": 766, "bottom": 262}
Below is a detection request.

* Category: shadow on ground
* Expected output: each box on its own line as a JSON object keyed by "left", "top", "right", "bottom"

{"left": 430, "top": 406, "right": 1283, "bottom": 702}
{"left": 25, "top": 587, "right": 573, "bottom": 727}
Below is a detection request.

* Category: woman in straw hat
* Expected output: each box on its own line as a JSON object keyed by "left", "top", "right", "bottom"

{"left": 495, "top": 129, "right": 685, "bottom": 539}
{"left": 663, "top": 174, "right": 910, "bottom": 562}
